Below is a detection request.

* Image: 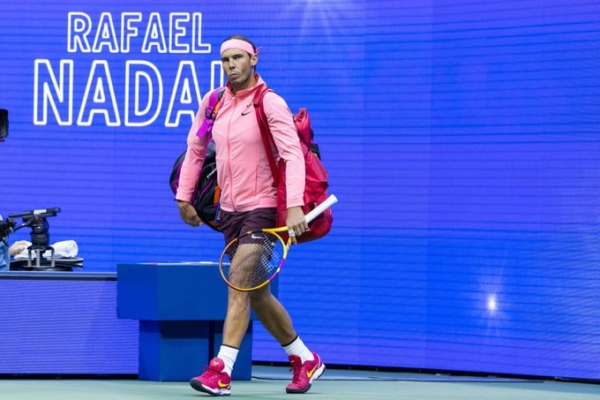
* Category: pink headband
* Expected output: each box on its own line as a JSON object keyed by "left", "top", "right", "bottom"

{"left": 220, "top": 39, "right": 260, "bottom": 56}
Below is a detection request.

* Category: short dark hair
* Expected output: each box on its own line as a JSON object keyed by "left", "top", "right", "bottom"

{"left": 222, "top": 35, "right": 257, "bottom": 54}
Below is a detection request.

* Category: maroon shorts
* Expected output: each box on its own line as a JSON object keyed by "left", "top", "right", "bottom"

{"left": 219, "top": 207, "right": 277, "bottom": 245}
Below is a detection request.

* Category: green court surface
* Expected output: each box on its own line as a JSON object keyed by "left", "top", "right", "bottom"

{"left": 0, "top": 366, "right": 599, "bottom": 400}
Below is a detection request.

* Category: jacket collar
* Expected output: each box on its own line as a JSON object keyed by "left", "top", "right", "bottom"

{"left": 225, "top": 73, "right": 267, "bottom": 99}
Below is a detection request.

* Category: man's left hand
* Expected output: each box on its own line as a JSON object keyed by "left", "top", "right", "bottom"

{"left": 285, "top": 206, "right": 308, "bottom": 245}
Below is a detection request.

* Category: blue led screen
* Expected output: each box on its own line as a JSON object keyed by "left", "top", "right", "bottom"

{"left": 1, "top": 1, "right": 599, "bottom": 380}
{"left": 0, "top": 277, "right": 138, "bottom": 374}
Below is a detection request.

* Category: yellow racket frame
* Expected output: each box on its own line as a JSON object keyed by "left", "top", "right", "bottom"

{"left": 219, "top": 226, "right": 291, "bottom": 292}
{"left": 217, "top": 194, "right": 338, "bottom": 291}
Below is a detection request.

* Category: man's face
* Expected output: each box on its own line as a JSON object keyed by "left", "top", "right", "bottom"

{"left": 221, "top": 48, "right": 256, "bottom": 91}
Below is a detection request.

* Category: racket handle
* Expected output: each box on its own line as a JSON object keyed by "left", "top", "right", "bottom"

{"left": 305, "top": 194, "right": 338, "bottom": 224}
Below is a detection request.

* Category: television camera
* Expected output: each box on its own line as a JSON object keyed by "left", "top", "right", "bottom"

{"left": 2, "top": 207, "right": 61, "bottom": 268}
{"left": 0, "top": 217, "right": 16, "bottom": 246}
{"left": 0, "top": 108, "right": 8, "bottom": 141}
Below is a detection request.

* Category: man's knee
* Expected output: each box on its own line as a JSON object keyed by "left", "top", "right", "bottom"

{"left": 250, "top": 287, "right": 272, "bottom": 309}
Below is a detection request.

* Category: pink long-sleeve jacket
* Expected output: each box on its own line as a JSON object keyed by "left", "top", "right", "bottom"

{"left": 176, "top": 75, "right": 305, "bottom": 213}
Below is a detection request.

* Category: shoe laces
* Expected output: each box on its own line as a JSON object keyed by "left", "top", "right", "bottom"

{"left": 289, "top": 360, "right": 303, "bottom": 382}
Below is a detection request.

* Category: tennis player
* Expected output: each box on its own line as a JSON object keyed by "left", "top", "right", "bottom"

{"left": 175, "top": 35, "right": 325, "bottom": 396}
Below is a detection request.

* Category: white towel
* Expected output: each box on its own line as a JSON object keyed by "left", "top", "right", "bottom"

{"left": 14, "top": 240, "right": 79, "bottom": 259}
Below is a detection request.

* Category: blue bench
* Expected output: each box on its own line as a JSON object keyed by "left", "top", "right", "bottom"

{"left": 117, "top": 262, "right": 276, "bottom": 381}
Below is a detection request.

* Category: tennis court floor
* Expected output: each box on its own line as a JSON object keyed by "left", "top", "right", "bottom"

{"left": 0, "top": 365, "right": 598, "bottom": 400}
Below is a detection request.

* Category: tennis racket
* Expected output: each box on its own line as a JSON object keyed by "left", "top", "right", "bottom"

{"left": 219, "top": 194, "right": 338, "bottom": 292}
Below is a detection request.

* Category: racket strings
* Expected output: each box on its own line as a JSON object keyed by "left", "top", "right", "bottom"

{"left": 222, "top": 232, "right": 285, "bottom": 290}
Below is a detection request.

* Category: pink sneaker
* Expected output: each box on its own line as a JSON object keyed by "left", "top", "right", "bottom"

{"left": 286, "top": 352, "right": 325, "bottom": 394}
{"left": 189, "top": 357, "right": 232, "bottom": 396}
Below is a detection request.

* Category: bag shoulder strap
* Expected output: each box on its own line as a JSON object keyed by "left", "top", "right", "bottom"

{"left": 253, "top": 87, "right": 281, "bottom": 184}
{"left": 199, "top": 87, "right": 226, "bottom": 143}
{"left": 205, "top": 87, "right": 226, "bottom": 120}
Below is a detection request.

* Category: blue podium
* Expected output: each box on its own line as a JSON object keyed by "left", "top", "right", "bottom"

{"left": 117, "top": 262, "right": 275, "bottom": 382}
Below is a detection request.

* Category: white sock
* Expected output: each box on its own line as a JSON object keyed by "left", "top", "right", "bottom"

{"left": 217, "top": 345, "right": 238, "bottom": 376}
{"left": 283, "top": 336, "right": 314, "bottom": 363}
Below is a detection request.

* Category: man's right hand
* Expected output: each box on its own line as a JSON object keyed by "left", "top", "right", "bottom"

{"left": 177, "top": 200, "right": 203, "bottom": 227}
